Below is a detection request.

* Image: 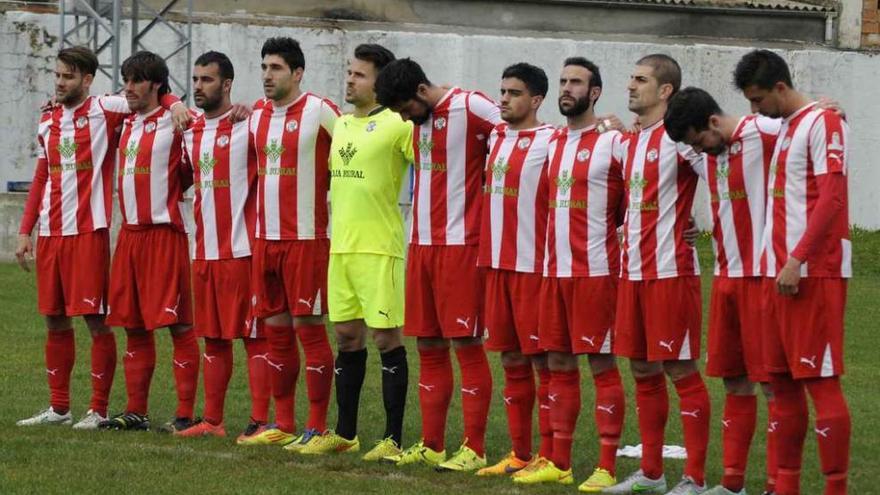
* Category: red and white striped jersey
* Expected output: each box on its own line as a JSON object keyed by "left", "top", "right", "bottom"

{"left": 410, "top": 87, "right": 502, "bottom": 246}
{"left": 761, "top": 103, "right": 851, "bottom": 278}
{"left": 20, "top": 95, "right": 131, "bottom": 237}
{"left": 183, "top": 110, "right": 257, "bottom": 260}
{"left": 690, "top": 115, "right": 780, "bottom": 277}
{"left": 621, "top": 120, "right": 701, "bottom": 280}
{"left": 250, "top": 92, "right": 340, "bottom": 241}
{"left": 117, "top": 105, "right": 187, "bottom": 231}
{"left": 544, "top": 125, "right": 626, "bottom": 278}
{"left": 478, "top": 123, "right": 554, "bottom": 272}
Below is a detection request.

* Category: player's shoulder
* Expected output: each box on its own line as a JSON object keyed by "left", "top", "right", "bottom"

{"left": 304, "top": 92, "right": 341, "bottom": 114}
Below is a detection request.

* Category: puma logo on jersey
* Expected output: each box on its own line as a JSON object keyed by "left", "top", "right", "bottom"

{"left": 418, "top": 382, "right": 435, "bottom": 392}
{"left": 581, "top": 336, "right": 596, "bottom": 347}
{"left": 800, "top": 355, "right": 818, "bottom": 368}
{"left": 681, "top": 409, "right": 701, "bottom": 418}
{"left": 90, "top": 372, "right": 104, "bottom": 380}
{"left": 461, "top": 387, "right": 479, "bottom": 396}
{"left": 83, "top": 297, "right": 98, "bottom": 308}
{"left": 266, "top": 359, "right": 284, "bottom": 372}
{"left": 815, "top": 427, "right": 831, "bottom": 438}
{"left": 306, "top": 365, "right": 326, "bottom": 374}
{"left": 503, "top": 396, "right": 513, "bottom": 405}
{"left": 456, "top": 317, "right": 470, "bottom": 329}
{"left": 596, "top": 404, "right": 615, "bottom": 415}
{"left": 298, "top": 298, "right": 313, "bottom": 309}
{"left": 251, "top": 353, "right": 269, "bottom": 362}
{"left": 46, "top": 368, "right": 58, "bottom": 376}
{"left": 659, "top": 340, "right": 675, "bottom": 352}
{"left": 164, "top": 296, "right": 181, "bottom": 317}
{"left": 203, "top": 354, "right": 216, "bottom": 364}
{"left": 381, "top": 366, "right": 398, "bottom": 374}
{"left": 173, "top": 359, "right": 189, "bottom": 369}
{"left": 378, "top": 310, "right": 391, "bottom": 320}
{"left": 548, "top": 393, "right": 558, "bottom": 403}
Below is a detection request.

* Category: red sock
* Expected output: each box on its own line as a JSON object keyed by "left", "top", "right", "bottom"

{"left": 721, "top": 394, "right": 757, "bottom": 491}
{"left": 266, "top": 324, "right": 299, "bottom": 433}
{"left": 88, "top": 332, "right": 116, "bottom": 417}
{"left": 536, "top": 367, "right": 553, "bottom": 459}
{"left": 593, "top": 368, "right": 625, "bottom": 474}
{"left": 455, "top": 343, "right": 492, "bottom": 456}
{"left": 202, "top": 338, "right": 233, "bottom": 425}
{"left": 549, "top": 368, "right": 580, "bottom": 471}
{"left": 635, "top": 373, "right": 668, "bottom": 480}
{"left": 123, "top": 330, "right": 156, "bottom": 415}
{"left": 244, "top": 337, "right": 271, "bottom": 424}
{"left": 771, "top": 373, "right": 808, "bottom": 495}
{"left": 171, "top": 330, "right": 200, "bottom": 419}
{"left": 674, "top": 372, "right": 711, "bottom": 486}
{"left": 503, "top": 363, "right": 535, "bottom": 461}
{"left": 766, "top": 398, "right": 779, "bottom": 494}
{"left": 417, "top": 346, "right": 453, "bottom": 452}
{"left": 46, "top": 329, "right": 75, "bottom": 414}
{"left": 805, "top": 377, "right": 850, "bottom": 495}
{"left": 297, "top": 324, "right": 334, "bottom": 432}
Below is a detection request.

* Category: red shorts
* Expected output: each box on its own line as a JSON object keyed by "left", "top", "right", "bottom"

{"left": 106, "top": 226, "right": 193, "bottom": 330}
{"left": 193, "top": 258, "right": 262, "bottom": 340}
{"left": 251, "top": 238, "right": 329, "bottom": 318}
{"left": 706, "top": 277, "right": 768, "bottom": 383}
{"left": 539, "top": 276, "right": 617, "bottom": 355}
{"left": 483, "top": 269, "right": 543, "bottom": 355}
{"left": 404, "top": 244, "right": 483, "bottom": 339}
{"left": 35, "top": 229, "right": 109, "bottom": 317}
{"left": 614, "top": 276, "right": 702, "bottom": 361}
{"left": 764, "top": 278, "right": 846, "bottom": 379}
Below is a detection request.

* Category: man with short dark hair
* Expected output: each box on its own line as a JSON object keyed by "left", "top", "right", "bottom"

{"left": 665, "top": 86, "right": 782, "bottom": 495}
{"left": 607, "top": 54, "right": 711, "bottom": 495}
{"left": 172, "top": 51, "right": 273, "bottom": 439}
{"left": 295, "top": 43, "right": 412, "bottom": 461}
{"left": 241, "top": 37, "right": 339, "bottom": 448}
{"left": 375, "top": 58, "right": 501, "bottom": 471}
{"left": 733, "top": 49, "right": 852, "bottom": 495}
{"left": 473, "top": 62, "right": 554, "bottom": 478}
{"left": 16, "top": 46, "right": 183, "bottom": 430}
{"left": 511, "top": 57, "right": 627, "bottom": 492}
{"left": 98, "top": 50, "right": 200, "bottom": 432}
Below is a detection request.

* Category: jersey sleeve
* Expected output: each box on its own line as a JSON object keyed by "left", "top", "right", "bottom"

{"left": 466, "top": 91, "right": 502, "bottom": 135}
{"left": 97, "top": 94, "right": 131, "bottom": 131}
{"left": 320, "top": 98, "right": 342, "bottom": 137}
{"left": 677, "top": 141, "right": 707, "bottom": 180}
{"left": 790, "top": 172, "right": 847, "bottom": 262}
{"left": 398, "top": 120, "right": 415, "bottom": 166}
{"left": 809, "top": 110, "right": 848, "bottom": 176}
{"left": 19, "top": 132, "right": 49, "bottom": 235}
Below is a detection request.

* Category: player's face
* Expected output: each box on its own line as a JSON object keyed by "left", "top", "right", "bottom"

{"left": 123, "top": 77, "right": 159, "bottom": 113}
{"left": 558, "top": 65, "right": 596, "bottom": 117}
{"left": 391, "top": 96, "right": 432, "bottom": 125}
{"left": 500, "top": 77, "right": 540, "bottom": 125}
{"left": 54, "top": 61, "right": 90, "bottom": 105}
{"left": 192, "top": 63, "right": 229, "bottom": 113}
{"left": 682, "top": 127, "right": 726, "bottom": 156}
{"left": 627, "top": 64, "right": 664, "bottom": 116}
{"left": 345, "top": 57, "right": 378, "bottom": 107}
{"left": 261, "top": 54, "right": 302, "bottom": 102}
{"left": 742, "top": 84, "right": 783, "bottom": 118}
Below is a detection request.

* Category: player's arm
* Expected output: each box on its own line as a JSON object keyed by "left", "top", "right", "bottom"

{"left": 16, "top": 133, "right": 49, "bottom": 272}
{"left": 320, "top": 98, "right": 342, "bottom": 188}
{"left": 679, "top": 143, "right": 705, "bottom": 245}
{"left": 777, "top": 112, "right": 848, "bottom": 296}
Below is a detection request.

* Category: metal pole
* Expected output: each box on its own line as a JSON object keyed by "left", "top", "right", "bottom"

{"left": 186, "top": 0, "right": 192, "bottom": 104}
{"left": 112, "top": 0, "right": 121, "bottom": 91}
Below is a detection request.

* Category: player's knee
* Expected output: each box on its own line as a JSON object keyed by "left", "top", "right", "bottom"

{"left": 500, "top": 350, "right": 528, "bottom": 368}
{"left": 630, "top": 358, "right": 662, "bottom": 378}
{"left": 530, "top": 352, "right": 548, "bottom": 371}
{"left": 450, "top": 336, "right": 482, "bottom": 348}
{"left": 723, "top": 375, "right": 756, "bottom": 395}
{"left": 372, "top": 329, "right": 402, "bottom": 353}
{"left": 83, "top": 314, "right": 110, "bottom": 334}
{"left": 417, "top": 337, "right": 449, "bottom": 351}
{"left": 587, "top": 353, "right": 617, "bottom": 375}
{"left": 45, "top": 315, "right": 72, "bottom": 330}
{"left": 547, "top": 351, "right": 577, "bottom": 370}
{"left": 663, "top": 359, "right": 698, "bottom": 381}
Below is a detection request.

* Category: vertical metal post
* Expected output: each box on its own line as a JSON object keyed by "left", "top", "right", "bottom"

{"left": 112, "top": 0, "right": 121, "bottom": 91}
{"left": 131, "top": 0, "right": 139, "bottom": 54}
{"left": 186, "top": 0, "right": 192, "bottom": 105}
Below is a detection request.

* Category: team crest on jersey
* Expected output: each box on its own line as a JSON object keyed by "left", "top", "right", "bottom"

{"left": 264, "top": 139, "right": 285, "bottom": 162}
{"left": 647, "top": 149, "right": 659, "bottom": 162}
{"left": 338, "top": 142, "right": 358, "bottom": 166}
{"left": 286, "top": 120, "right": 299, "bottom": 133}
{"left": 144, "top": 121, "right": 157, "bottom": 134}
{"left": 576, "top": 148, "right": 591, "bottom": 162}
{"left": 75, "top": 116, "right": 88, "bottom": 129}
{"left": 418, "top": 136, "right": 434, "bottom": 154}
{"left": 491, "top": 156, "right": 509, "bottom": 181}
{"left": 199, "top": 153, "right": 217, "bottom": 176}
{"left": 629, "top": 172, "right": 647, "bottom": 196}
{"left": 715, "top": 163, "right": 731, "bottom": 179}
{"left": 123, "top": 141, "right": 139, "bottom": 162}
{"left": 57, "top": 137, "right": 77, "bottom": 159}
{"left": 433, "top": 117, "right": 446, "bottom": 130}
{"left": 217, "top": 135, "right": 230, "bottom": 148}
{"left": 781, "top": 137, "right": 792, "bottom": 150}
{"left": 366, "top": 120, "right": 377, "bottom": 133}
{"left": 517, "top": 137, "right": 531, "bottom": 150}
{"left": 729, "top": 142, "right": 742, "bottom": 155}
{"left": 555, "top": 169, "right": 574, "bottom": 195}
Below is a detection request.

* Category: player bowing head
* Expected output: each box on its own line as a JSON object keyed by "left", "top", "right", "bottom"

{"left": 260, "top": 37, "right": 304, "bottom": 104}
{"left": 664, "top": 87, "right": 729, "bottom": 156}
{"left": 374, "top": 58, "right": 436, "bottom": 124}
{"left": 499, "top": 62, "right": 547, "bottom": 126}
{"left": 733, "top": 49, "right": 795, "bottom": 119}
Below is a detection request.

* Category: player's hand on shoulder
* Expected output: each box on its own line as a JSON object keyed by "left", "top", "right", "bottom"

{"left": 596, "top": 114, "right": 625, "bottom": 133}
{"left": 683, "top": 216, "right": 699, "bottom": 247}
{"left": 816, "top": 95, "right": 846, "bottom": 120}
{"left": 171, "top": 102, "right": 192, "bottom": 132}
{"left": 229, "top": 102, "right": 253, "bottom": 123}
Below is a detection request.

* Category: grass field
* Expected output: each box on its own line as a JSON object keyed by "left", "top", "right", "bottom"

{"left": 1, "top": 232, "right": 878, "bottom": 494}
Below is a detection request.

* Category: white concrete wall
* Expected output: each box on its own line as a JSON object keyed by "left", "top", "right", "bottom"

{"left": 1, "top": 9, "right": 878, "bottom": 232}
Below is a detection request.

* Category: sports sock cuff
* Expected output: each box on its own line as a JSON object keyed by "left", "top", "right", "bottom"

{"left": 338, "top": 348, "right": 368, "bottom": 365}
{"left": 635, "top": 372, "right": 666, "bottom": 391}
{"left": 672, "top": 371, "right": 705, "bottom": 392}
{"left": 503, "top": 363, "right": 533, "bottom": 380}
{"left": 592, "top": 367, "right": 622, "bottom": 386}
{"left": 725, "top": 393, "right": 758, "bottom": 413}
{"left": 205, "top": 338, "right": 233, "bottom": 353}
{"left": 48, "top": 328, "right": 75, "bottom": 340}
{"left": 380, "top": 345, "right": 406, "bottom": 363}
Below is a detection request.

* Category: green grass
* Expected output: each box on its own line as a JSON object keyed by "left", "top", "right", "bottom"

{"left": 1, "top": 232, "right": 878, "bottom": 494}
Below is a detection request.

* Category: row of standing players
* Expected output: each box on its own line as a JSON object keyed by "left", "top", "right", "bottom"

{"left": 14, "top": 38, "right": 850, "bottom": 495}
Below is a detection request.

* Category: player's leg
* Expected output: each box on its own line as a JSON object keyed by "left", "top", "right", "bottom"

{"left": 369, "top": 326, "right": 407, "bottom": 460}
{"left": 74, "top": 314, "right": 115, "bottom": 429}
{"left": 237, "top": 334, "right": 272, "bottom": 444}
{"left": 581, "top": 353, "right": 625, "bottom": 492}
